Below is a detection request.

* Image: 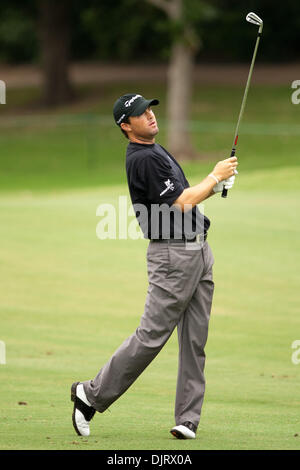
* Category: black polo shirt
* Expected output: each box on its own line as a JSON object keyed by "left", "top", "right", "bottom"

{"left": 126, "top": 142, "right": 210, "bottom": 239}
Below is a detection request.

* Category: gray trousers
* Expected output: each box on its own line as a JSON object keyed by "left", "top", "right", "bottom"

{"left": 83, "top": 240, "right": 214, "bottom": 428}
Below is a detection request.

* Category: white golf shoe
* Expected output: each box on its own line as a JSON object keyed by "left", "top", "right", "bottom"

{"left": 71, "top": 382, "right": 96, "bottom": 437}
{"left": 170, "top": 421, "right": 197, "bottom": 439}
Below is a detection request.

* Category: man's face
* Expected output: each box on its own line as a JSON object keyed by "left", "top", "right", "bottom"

{"left": 122, "top": 107, "right": 159, "bottom": 142}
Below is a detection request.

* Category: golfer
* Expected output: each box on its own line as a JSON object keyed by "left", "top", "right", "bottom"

{"left": 71, "top": 94, "right": 238, "bottom": 439}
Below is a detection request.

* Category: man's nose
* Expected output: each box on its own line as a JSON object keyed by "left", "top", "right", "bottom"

{"left": 145, "top": 109, "right": 153, "bottom": 118}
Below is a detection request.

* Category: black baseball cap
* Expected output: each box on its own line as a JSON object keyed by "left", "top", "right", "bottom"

{"left": 113, "top": 93, "right": 159, "bottom": 126}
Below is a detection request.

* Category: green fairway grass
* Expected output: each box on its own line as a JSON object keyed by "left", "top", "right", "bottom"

{"left": 0, "top": 82, "right": 299, "bottom": 192}
{"left": 0, "top": 167, "right": 299, "bottom": 450}
{"left": 0, "top": 80, "right": 299, "bottom": 449}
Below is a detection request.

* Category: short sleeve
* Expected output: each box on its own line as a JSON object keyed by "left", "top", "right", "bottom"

{"left": 137, "top": 154, "right": 184, "bottom": 206}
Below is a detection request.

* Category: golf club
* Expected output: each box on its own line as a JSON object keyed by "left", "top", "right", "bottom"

{"left": 222, "top": 12, "right": 263, "bottom": 198}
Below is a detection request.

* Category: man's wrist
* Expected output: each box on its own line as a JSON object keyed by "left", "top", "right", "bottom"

{"left": 208, "top": 173, "right": 220, "bottom": 184}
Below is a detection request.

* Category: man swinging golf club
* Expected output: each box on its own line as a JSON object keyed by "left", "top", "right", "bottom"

{"left": 71, "top": 93, "right": 238, "bottom": 439}
{"left": 71, "top": 10, "right": 264, "bottom": 440}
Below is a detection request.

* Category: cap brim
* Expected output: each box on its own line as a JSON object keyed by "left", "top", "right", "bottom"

{"left": 130, "top": 98, "right": 159, "bottom": 117}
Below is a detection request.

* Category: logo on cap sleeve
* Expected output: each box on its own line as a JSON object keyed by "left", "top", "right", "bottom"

{"left": 160, "top": 179, "right": 175, "bottom": 196}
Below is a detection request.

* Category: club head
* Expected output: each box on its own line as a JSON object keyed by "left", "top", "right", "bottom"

{"left": 246, "top": 12, "right": 263, "bottom": 27}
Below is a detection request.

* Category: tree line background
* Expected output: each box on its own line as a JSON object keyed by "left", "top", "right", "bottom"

{"left": 1, "top": 0, "right": 299, "bottom": 65}
{"left": 0, "top": 0, "right": 299, "bottom": 159}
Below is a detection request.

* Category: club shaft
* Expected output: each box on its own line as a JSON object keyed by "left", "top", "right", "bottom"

{"left": 222, "top": 23, "right": 263, "bottom": 198}
{"left": 232, "top": 26, "right": 262, "bottom": 149}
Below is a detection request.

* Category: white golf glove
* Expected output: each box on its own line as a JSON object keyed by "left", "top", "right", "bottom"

{"left": 213, "top": 173, "right": 237, "bottom": 193}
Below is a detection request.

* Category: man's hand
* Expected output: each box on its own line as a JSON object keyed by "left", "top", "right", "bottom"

{"left": 173, "top": 157, "right": 238, "bottom": 211}
{"left": 213, "top": 173, "right": 237, "bottom": 193}
{"left": 211, "top": 156, "right": 238, "bottom": 182}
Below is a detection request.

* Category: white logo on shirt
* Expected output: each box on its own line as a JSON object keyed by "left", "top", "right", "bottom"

{"left": 160, "top": 179, "right": 175, "bottom": 196}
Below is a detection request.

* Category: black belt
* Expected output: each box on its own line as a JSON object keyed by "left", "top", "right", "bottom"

{"left": 151, "top": 233, "right": 207, "bottom": 243}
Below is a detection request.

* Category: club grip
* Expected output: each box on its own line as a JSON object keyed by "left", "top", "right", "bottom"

{"left": 221, "top": 148, "right": 236, "bottom": 198}
{"left": 221, "top": 188, "right": 228, "bottom": 198}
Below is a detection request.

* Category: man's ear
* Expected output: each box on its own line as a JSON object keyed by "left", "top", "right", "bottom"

{"left": 121, "top": 121, "right": 131, "bottom": 134}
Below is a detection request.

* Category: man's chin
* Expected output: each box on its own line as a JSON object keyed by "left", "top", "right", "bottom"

{"left": 143, "top": 127, "right": 159, "bottom": 140}
{"left": 151, "top": 126, "right": 159, "bottom": 136}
